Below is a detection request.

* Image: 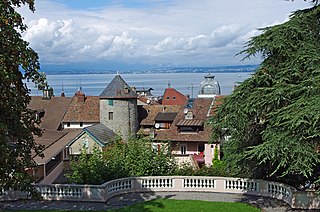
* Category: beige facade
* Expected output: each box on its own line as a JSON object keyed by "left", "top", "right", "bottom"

{"left": 68, "top": 132, "right": 103, "bottom": 155}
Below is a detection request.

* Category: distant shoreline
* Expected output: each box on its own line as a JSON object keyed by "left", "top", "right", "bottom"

{"left": 42, "top": 65, "right": 258, "bottom": 75}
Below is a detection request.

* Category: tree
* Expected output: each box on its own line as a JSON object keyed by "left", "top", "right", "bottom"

{"left": 67, "top": 138, "right": 176, "bottom": 184}
{"left": 0, "top": 0, "right": 46, "bottom": 194}
{"left": 210, "top": 5, "right": 320, "bottom": 189}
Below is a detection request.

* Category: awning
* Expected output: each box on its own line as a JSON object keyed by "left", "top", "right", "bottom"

{"left": 176, "top": 119, "right": 203, "bottom": 127}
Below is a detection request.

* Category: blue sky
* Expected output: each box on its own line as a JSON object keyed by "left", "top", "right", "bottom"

{"left": 20, "top": 0, "right": 312, "bottom": 71}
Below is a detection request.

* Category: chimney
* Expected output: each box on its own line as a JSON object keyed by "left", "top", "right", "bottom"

{"left": 75, "top": 90, "right": 85, "bottom": 102}
{"left": 184, "top": 109, "right": 193, "bottom": 120}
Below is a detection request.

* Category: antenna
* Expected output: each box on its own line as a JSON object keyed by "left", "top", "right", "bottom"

{"left": 187, "top": 83, "right": 194, "bottom": 98}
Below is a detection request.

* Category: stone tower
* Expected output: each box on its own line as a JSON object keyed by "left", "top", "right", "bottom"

{"left": 99, "top": 74, "right": 138, "bottom": 141}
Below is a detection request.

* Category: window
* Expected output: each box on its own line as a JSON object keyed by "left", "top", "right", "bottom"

{"left": 166, "top": 96, "right": 170, "bottom": 100}
{"left": 198, "top": 144, "right": 205, "bottom": 153}
{"left": 173, "top": 96, "right": 176, "bottom": 100}
{"left": 180, "top": 144, "right": 187, "bottom": 155}
{"left": 80, "top": 122, "right": 83, "bottom": 127}
{"left": 108, "top": 99, "right": 113, "bottom": 106}
{"left": 109, "top": 112, "right": 113, "bottom": 120}
{"left": 67, "top": 122, "right": 70, "bottom": 127}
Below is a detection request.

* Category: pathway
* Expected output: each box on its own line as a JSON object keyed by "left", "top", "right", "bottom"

{"left": 0, "top": 192, "right": 308, "bottom": 211}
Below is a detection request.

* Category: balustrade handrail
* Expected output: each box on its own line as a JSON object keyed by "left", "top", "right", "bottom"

{"left": 0, "top": 176, "right": 318, "bottom": 210}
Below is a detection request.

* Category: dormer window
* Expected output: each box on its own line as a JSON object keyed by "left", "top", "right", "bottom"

{"left": 124, "top": 85, "right": 129, "bottom": 94}
{"left": 176, "top": 119, "right": 203, "bottom": 134}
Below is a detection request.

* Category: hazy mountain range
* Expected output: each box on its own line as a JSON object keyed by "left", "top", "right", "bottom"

{"left": 42, "top": 64, "right": 258, "bottom": 75}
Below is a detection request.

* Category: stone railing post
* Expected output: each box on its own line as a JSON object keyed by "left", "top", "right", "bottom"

{"left": 214, "top": 178, "right": 225, "bottom": 192}
{"left": 173, "top": 177, "right": 183, "bottom": 191}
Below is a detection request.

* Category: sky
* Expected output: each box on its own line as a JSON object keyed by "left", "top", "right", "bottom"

{"left": 19, "top": 0, "right": 312, "bottom": 71}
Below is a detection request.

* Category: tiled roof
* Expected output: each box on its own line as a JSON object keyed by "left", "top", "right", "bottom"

{"left": 100, "top": 75, "right": 137, "bottom": 99}
{"left": 62, "top": 96, "right": 100, "bottom": 123}
{"left": 162, "top": 88, "right": 188, "bottom": 105}
{"left": 84, "top": 123, "right": 116, "bottom": 146}
{"left": 155, "top": 98, "right": 214, "bottom": 142}
{"left": 28, "top": 96, "right": 72, "bottom": 130}
{"left": 138, "top": 105, "right": 182, "bottom": 126}
{"left": 155, "top": 112, "right": 177, "bottom": 122}
{"left": 33, "top": 129, "right": 82, "bottom": 164}
{"left": 208, "top": 95, "right": 224, "bottom": 116}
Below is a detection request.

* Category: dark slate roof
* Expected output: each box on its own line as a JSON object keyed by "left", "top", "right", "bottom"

{"left": 84, "top": 123, "right": 116, "bottom": 146}
{"left": 155, "top": 112, "right": 177, "bottom": 122}
{"left": 99, "top": 75, "right": 137, "bottom": 99}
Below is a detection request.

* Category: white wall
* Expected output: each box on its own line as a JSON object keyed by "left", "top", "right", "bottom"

{"left": 63, "top": 122, "right": 97, "bottom": 129}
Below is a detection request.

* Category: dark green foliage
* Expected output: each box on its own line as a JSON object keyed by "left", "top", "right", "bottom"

{"left": 210, "top": 5, "right": 320, "bottom": 189}
{"left": 0, "top": 0, "right": 46, "bottom": 194}
{"left": 67, "top": 138, "right": 176, "bottom": 184}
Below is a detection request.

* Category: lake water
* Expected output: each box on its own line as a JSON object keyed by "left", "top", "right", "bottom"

{"left": 27, "top": 72, "right": 253, "bottom": 97}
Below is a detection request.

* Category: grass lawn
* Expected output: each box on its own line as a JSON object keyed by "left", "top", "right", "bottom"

{"left": 3, "top": 199, "right": 261, "bottom": 212}
{"left": 110, "top": 199, "right": 261, "bottom": 212}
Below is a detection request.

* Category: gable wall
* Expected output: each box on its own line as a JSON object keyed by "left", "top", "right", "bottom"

{"left": 68, "top": 133, "right": 102, "bottom": 155}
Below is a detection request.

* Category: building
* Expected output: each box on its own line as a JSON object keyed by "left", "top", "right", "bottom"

{"left": 27, "top": 74, "right": 222, "bottom": 183}
{"left": 27, "top": 95, "right": 83, "bottom": 184}
{"left": 153, "top": 98, "right": 219, "bottom": 167}
{"left": 162, "top": 87, "right": 188, "bottom": 105}
{"left": 99, "top": 74, "right": 139, "bottom": 141}
{"left": 62, "top": 91, "right": 100, "bottom": 129}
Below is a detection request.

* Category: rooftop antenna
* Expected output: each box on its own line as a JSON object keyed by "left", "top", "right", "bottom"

{"left": 187, "top": 83, "right": 194, "bottom": 98}
{"left": 168, "top": 81, "right": 171, "bottom": 88}
{"left": 61, "top": 83, "right": 65, "bottom": 97}
{"left": 79, "top": 79, "right": 82, "bottom": 91}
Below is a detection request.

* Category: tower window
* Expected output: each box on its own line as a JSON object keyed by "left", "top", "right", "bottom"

{"left": 109, "top": 112, "right": 113, "bottom": 120}
{"left": 108, "top": 99, "right": 113, "bottom": 106}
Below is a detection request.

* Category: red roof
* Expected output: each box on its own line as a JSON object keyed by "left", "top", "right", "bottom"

{"left": 162, "top": 88, "right": 188, "bottom": 106}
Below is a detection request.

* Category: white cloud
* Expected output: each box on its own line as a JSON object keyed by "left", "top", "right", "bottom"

{"left": 20, "top": 0, "right": 311, "bottom": 67}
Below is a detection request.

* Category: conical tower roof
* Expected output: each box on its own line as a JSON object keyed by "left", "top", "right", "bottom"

{"left": 99, "top": 74, "right": 137, "bottom": 99}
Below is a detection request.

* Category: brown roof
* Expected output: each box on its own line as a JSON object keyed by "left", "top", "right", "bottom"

{"left": 62, "top": 96, "right": 100, "bottom": 123}
{"left": 138, "top": 105, "right": 182, "bottom": 126}
{"left": 208, "top": 95, "right": 225, "bottom": 116}
{"left": 155, "top": 98, "right": 214, "bottom": 142}
{"left": 155, "top": 112, "right": 177, "bottom": 122}
{"left": 33, "top": 129, "right": 82, "bottom": 164}
{"left": 28, "top": 96, "right": 72, "bottom": 130}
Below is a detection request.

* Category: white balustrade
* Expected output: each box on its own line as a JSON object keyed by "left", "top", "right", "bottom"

{"left": 35, "top": 185, "right": 83, "bottom": 198}
{"left": 142, "top": 178, "right": 173, "bottom": 188}
{"left": 225, "top": 179, "right": 257, "bottom": 191}
{"left": 106, "top": 179, "right": 132, "bottom": 193}
{"left": 1, "top": 176, "right": 318, "bottom": 209}
{"left": 268, "top": 182, "right": 292, "bottom": 198}
{"left": 183, "top": 178, "right": 214, "bottom": 188}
